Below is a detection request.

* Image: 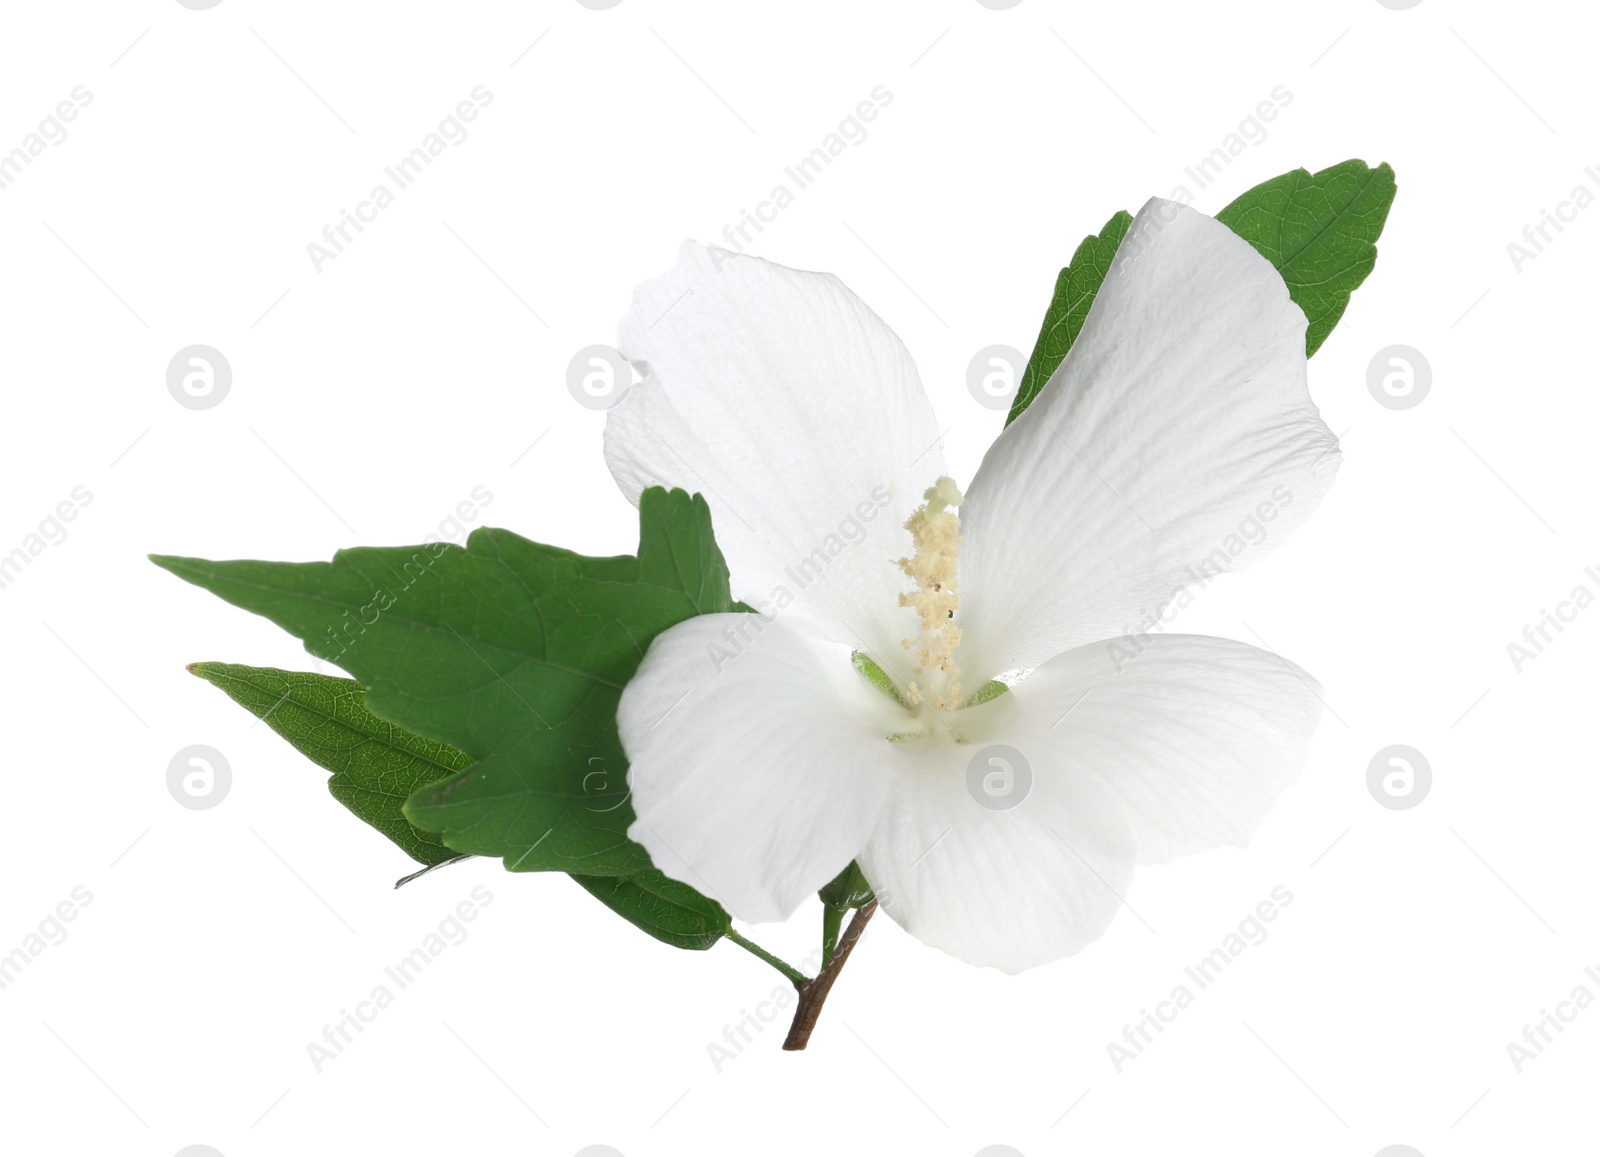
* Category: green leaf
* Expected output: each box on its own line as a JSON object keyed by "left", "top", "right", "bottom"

{"left": 1007, "top": 159, "right": 1396, "bottom": 424}
{"left": 151, "top": 487, "right": 735, "bottom": 877}
{"left": 571, "top": 869, "right": 731, "bottom": 951}
{"left": 1006, "top": 210, "right": 1132, "bottom": 426}
{"left": 819, "top": 861, "right": 874, "bottom": 912}
{"left": 189, "top": 663, "right": 729, "bottom": 949}
{"left": 188, "top": 662, "right": 467, "bottom": 866}
{"left": 1216, "top": 159, "right": 1397, "bottom": 357}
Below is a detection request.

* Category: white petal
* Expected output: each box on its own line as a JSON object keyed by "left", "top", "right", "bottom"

{"left": 619, "top": 613, "right": 909, "bottom": 924}
{"left": 959, "top": 199, "right": 1339, "bottom": 678}
{"left": 604, "top": 243, "right": 945, "bottom": 674}
{"left": 857, "top": 718, "right": 1137, "bottom": 974}
{"left": 1006, "top": 633, "right": 1326, "bottom": 864}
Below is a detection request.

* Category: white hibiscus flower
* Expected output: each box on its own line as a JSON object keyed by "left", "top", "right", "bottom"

{"left": 604, "top": 198, "right": 1338, "bottom": 974}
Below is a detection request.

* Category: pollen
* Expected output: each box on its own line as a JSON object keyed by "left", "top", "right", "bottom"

{"left": 897, "top": 476, "right": 964, "bottom": 711}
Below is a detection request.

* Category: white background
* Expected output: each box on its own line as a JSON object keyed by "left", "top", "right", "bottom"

{"left": 1, "top": 1, "right": 1595, "bottom": 1155}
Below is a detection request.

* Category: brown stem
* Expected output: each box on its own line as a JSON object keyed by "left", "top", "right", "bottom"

{"left": 783, "top": 900, "right": 877, "bottom": 1051}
